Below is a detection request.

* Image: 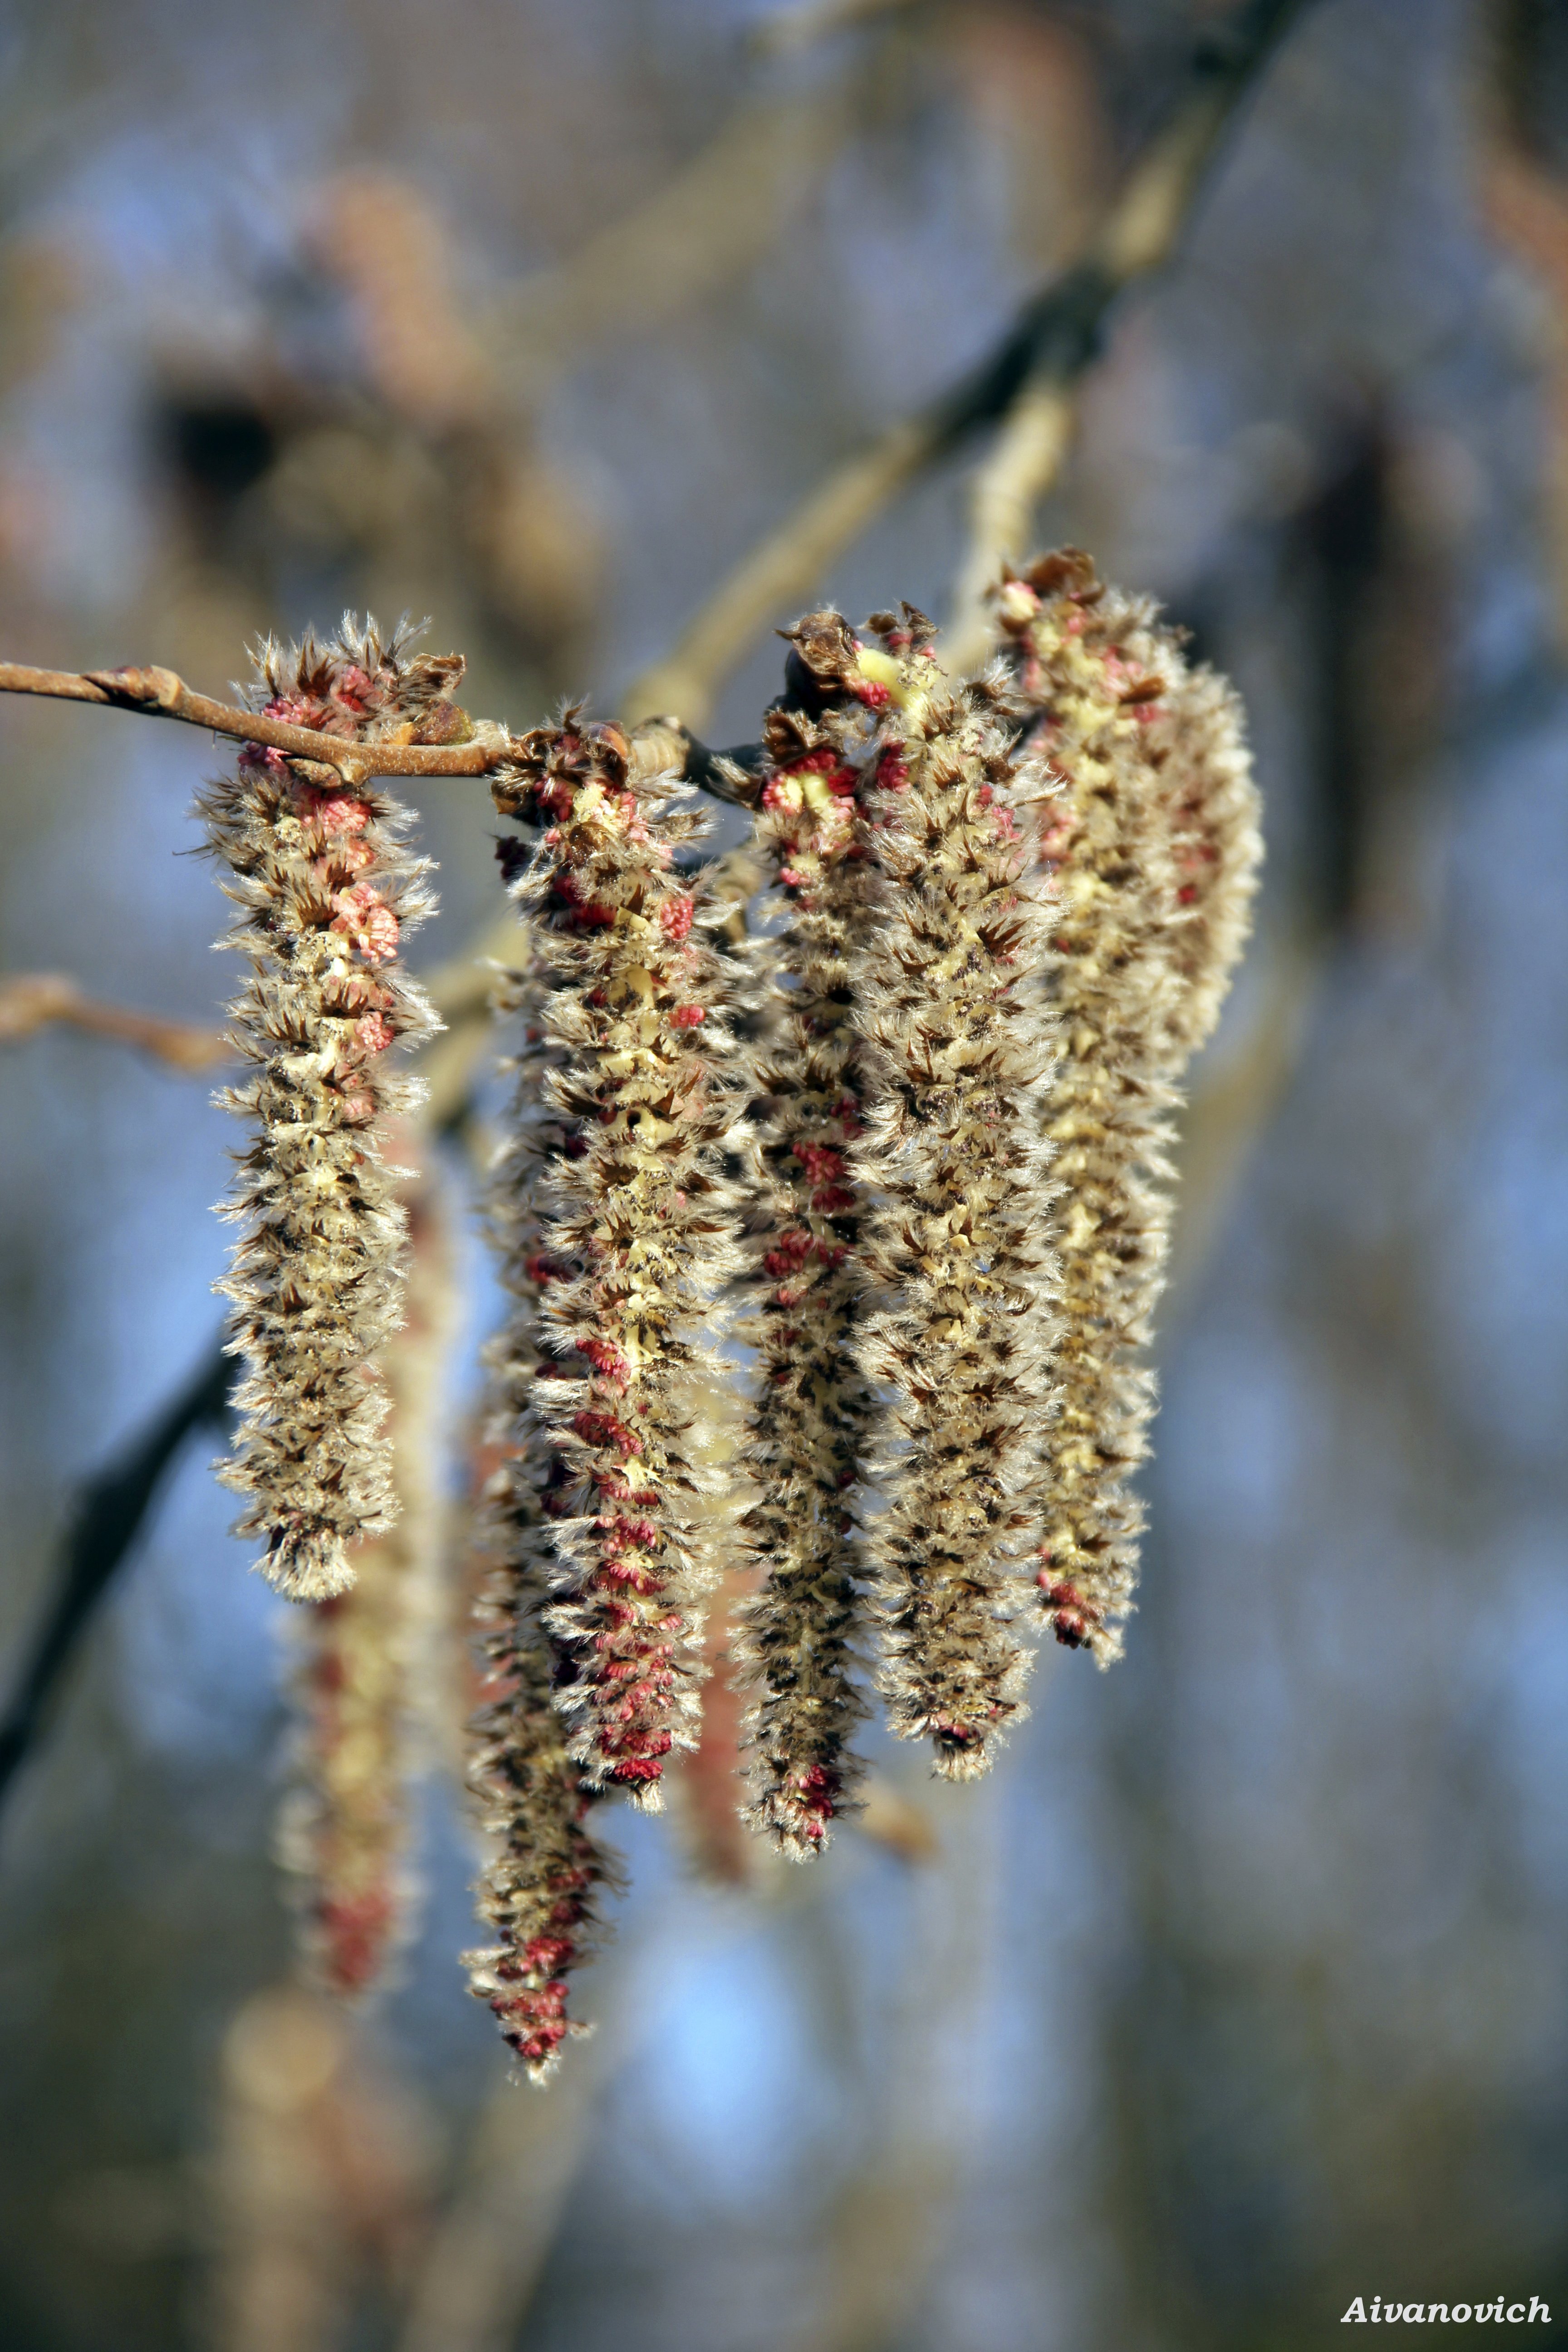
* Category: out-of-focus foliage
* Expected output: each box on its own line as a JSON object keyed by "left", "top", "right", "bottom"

{"left": 3, "top": 1, "right": 1568, "bottom": 2347}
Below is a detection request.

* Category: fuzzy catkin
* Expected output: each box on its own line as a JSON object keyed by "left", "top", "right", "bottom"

{"left": 848, "top": 611, "right": 1062, "bottom": 1780}
{"left": 730, "top": 612, "right": 890, "bottom": 1857}
{"left": 198, "top": 620, "right": 456, "bottom": 1600}
{"left": 487, "top": 717, "right": 741, "bottom": 1811}
{"left": 278, "top": 1141, "right": 456, "bottom": 1998}
{"left": 465, "top": 964, "right": 619, "bottom": 2077}
{"left": 993, "top": 550, "right": 1260, "bottom": 1660}
{"left": 1158, "top": 657, "right": 1262, "bottom": 1067}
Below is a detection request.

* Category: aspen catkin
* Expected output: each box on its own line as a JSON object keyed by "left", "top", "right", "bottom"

{"left": 466, "top": 961, "right": 619, "bottom": 2076}
{"left": 994, "top": 550, "right": 1260, "bottom": 1661}
{"left": 849, "top": 610, "right": 1062, "bottom": 1780}
{"left": 198, "top": 619, "right": 453, "bottom": 1600}
{"left": 731, "top": 611, "right": 888, "bottom": 1857}
{"left": 487, "top": 717, "right": 741, "bottom": 1811}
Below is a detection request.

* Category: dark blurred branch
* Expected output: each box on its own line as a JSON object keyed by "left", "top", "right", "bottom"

{"left": 627, "top": 0, "right": 1318, "bottom": 726}
{"left": 0, "top": 662, "right": 511, "bottom": 786}
{"left": 0, "top": 970, "right": 230, "bottom": 1072}
{"left": 0, "top": 1340, "right": 236, "bottom": 1816}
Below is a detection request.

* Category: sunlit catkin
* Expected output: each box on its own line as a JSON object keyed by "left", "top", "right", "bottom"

{"left": 487, "top": 718, "right": 740, "bottom": 1811}
{"left": 465, "top": 963, "right": 619, "bottom": 2076}
{"left": 848, "top": 610, "right": 1061, "bottom": 1780}
{"left": 730, "top": 612, "right": 888, "bottom": 1857}
{"left": 993, "top": 550, "right": 1260, "bottom": 1660}
{"left": 197, "top": 620, "right": 455, "bottom": 1599}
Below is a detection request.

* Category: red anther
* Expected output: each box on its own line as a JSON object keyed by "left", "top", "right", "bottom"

{"left": 332, "top": 663, "right": 377, "bottom": 713}
{"left": 318, "top": 1889, "right": 396, "bottom": 1994}
{"left": 580, "top": 1335, "right": 631, "bottom": 1383}
{"left": 520, "top": 1934, "right": 576, "bottom": 1977}
{"left": 659, "top": 894, "right": 695, "bottom": 942}
{"left": 792, "top": 1142, "right": 845, "bottom": 1185}
{"left": 354, "top": 1009, "right": 396, "bottom": 1054}
{"left": 330, "top": 883, "right": 400, "bottom": 963}
{"left": 572, "top": 1408, "right": 639, "bottom": 1457}
{"left": 671, "top": 1003, "right": 705, "bottom": 1028}
{"left": 795, "top": 1762, "right": 840, "bottom": 1818}
{"left": 1038, "top": 1575, "right": 1098, "bottom": 1649}
{"left": 601, "top": 1558, "right": 660, "bottom": 1594}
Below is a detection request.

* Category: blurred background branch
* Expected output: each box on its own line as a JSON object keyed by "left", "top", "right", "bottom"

{"left": 0, "top": 971, "right": 229, "bottom": 1072}
{"left": 0, "top": 1338, "right": 234, "bottom": 1815}
{"left": 628, "top": 0, "right": 1317, "bottom": 726}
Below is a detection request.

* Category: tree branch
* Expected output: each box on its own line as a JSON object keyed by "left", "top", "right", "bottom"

{"left": 627, "top": 0, "right": 1317, "bottom": 728}
{"left": 0, "top": 1340, "right": 236, "bottom": 1817}
{"left": 0, "top": 971, "right": 230, "bottom": 1071}
{"left": 0, "top": 662, "right": 513, "bottom": 787}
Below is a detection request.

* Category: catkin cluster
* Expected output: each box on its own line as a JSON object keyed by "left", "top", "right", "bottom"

{"left": 179, "top": 559, "right": 1258, "bottom": 2068}
{"left": 486, "top": 717, "right": 741, "bottom": 1810}
{"left": 730, "top": 612, "right": 889, "bottom": 1857}
{"left": 198, "top": 621, "right": 455, "bottom": 1599}
{"left": 848, "top": 611, "right": 1062, "bottom": 1780}
{"left": 993, "top": 551, "right": 1260, "bottom": 1659}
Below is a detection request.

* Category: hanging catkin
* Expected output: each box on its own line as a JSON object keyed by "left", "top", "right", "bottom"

{"left": 730, "top": 612, "right": 889, "bottom": 1857}
{"left": 465, "top": 958, "right": 620, "bottom": 2076}
{"left": 279, "top": 1138, "right": 456, "bottom": 1996}
{"left": 847, "top": 609, "right": 1062, "bottom": 1781}
{"left": 197, "top": 620, "right": 456, "bottom": 1599}
{"left": 993, "top": 550, "right": 1260, "bottom": 1660}
{"left": 485, "top": 716, "right": 741, "bottom": 1809}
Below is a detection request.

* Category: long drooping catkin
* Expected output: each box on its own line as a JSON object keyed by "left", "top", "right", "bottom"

{"left": 465, "top": 962, "right": 619, "bottom": 2077}
{"left": 197, "top": 620, "right": 454, "bottom": 1600}
{"left": 279, "top": 1139, "right": 456, "bottom": 1997}
{"left": 730, "top": 612, "right": 889, "bottom": 1858}
{"left": 848, "top": 612, "right": 1061, "bottom": 1781}
{"left": 487, "top": 718, "right": 740, "bottom": 1812}
{"left": 993, "top": 550, "right": 1260, "bottom": 1660}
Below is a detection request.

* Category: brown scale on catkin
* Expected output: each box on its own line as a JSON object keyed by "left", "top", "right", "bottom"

{"left": 465, "top": 962, "right": 620, "bottom": 2078}
{"left": 729, "top": 612, "right": 894, "bottom": 1858}
{"left": 197, "top": 619, "right": 458, "bottom": 1600}
{"left": 992, "top": 549, "right": 1260, "bottom": 1663}
{"left": 847, "top": 608, "right": 1062, "bottom": 1782}
{"left": 486, "top": 717, "right": 742, "bottom": 1814}
{"left": 279, "top": 1143, "right": 456, "bottom": 1998}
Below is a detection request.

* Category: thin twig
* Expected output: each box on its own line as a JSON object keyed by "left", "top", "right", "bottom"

{"left": 0, "top": 662, "right": 512, "bottom": 787}
{"left": 626, "top": 0, "right": 1317, "bottom": 729}
{"left": 488, "top": 86, "right": 862, "bottom": 392}
{"left": 0, "top": 1339, "right": 235, "bottom": 1816}
{"left": 0, "top": 970, "right": 230, "bottom": 1071}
